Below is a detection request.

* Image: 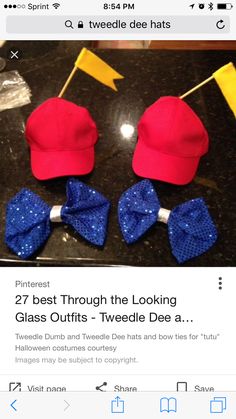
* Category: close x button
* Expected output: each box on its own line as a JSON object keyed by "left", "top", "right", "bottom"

{"left": 7, "top": 47, "right": 22, "bottom": 60}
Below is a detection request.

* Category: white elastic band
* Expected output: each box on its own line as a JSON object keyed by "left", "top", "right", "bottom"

{"left": 50, "top": 205, "right": 63, "bottom": 223}
{"left": 157, "top": 207, "right": 171, "bottom": 224}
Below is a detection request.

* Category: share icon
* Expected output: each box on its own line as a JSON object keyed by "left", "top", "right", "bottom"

{"left": 96, "top": 382, "right": 108, "bottom": 392}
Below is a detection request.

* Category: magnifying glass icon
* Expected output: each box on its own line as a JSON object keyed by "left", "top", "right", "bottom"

{"left": 65, "top": 20, "right": 74, "bottom": 29}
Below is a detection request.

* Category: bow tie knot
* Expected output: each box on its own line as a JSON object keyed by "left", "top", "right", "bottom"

{"left": 50, "top": 205, "right": 63, "bottom": 222}
{"left": 5, "top": 179, "right": 110, "bottom": 259}
{"left": 118, "top": 179, "right": 217, "bottom": 264}
{"left": 157, "top": 208, "right": 171, "bottom": 224}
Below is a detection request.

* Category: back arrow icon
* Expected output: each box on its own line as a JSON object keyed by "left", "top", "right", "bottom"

{"left": 64, "top": 400, "right": 70, "bottom": 411}
{"left": 10, "top": 400, "right": 17, "bottom": 411}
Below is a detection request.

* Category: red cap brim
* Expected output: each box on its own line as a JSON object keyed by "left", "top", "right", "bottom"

{"left": 31, "top": 148, "right": 94, "bottom": 180}
{"left": 132, "top": 140, "right": 200, "bottom": 185}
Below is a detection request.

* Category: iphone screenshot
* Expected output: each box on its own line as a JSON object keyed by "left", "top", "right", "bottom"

{"left": 0, "top": 0, "right": 235, "bottom": 417}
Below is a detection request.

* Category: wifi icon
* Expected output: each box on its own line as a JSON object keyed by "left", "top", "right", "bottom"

{"left": 52, "top": 3, "right": 60, "bottom": 9}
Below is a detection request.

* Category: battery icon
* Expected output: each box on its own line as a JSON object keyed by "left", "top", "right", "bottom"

{"left": 217, "top": 3, "right": 233, "bottom": 9}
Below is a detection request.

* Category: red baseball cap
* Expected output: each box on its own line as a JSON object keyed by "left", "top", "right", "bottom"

{"left": 25, "top": 97, "right": 98, "bottom": 180}
{"left": 132, "top": 96, "right": 209, "bottom": 185}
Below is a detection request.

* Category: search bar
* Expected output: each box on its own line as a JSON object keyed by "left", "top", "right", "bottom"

{"left": 6, "top": 15, "right": 230, "bottom": 33}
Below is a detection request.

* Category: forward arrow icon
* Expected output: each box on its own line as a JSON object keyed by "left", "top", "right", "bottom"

{"left": 64, "top": 400, "right": 70, "bottom": 411}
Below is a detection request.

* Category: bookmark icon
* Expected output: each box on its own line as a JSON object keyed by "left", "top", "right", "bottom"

{"left": 160, "top": 397, "right": 177, "bottom": 413}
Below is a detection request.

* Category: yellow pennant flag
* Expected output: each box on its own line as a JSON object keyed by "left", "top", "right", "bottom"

{"left": 213, "top": 62, "right": 236, "bottom": 117}
{"left": 75, "top": 48, "right": 124, "bottom": 91}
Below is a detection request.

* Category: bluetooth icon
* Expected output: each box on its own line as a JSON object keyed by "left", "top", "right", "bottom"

{"left": 208, "top": 2, "right": 214, "bottom": 10}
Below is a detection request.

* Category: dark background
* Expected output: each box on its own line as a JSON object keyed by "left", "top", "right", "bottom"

{"left": 0, "top": 41, "right": 235, "bottom": 266}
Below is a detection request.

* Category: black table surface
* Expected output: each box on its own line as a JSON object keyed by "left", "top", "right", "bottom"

{"left": 0, "top": 42, "right": 235, "bottom": 266}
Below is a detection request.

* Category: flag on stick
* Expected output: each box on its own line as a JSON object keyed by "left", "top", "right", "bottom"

{"left": 180, "top": 62, "right": 236, "bottom": 117}
{"left": 213, "top": 62, "right": 236, "bottom": 117}
{"left": 75, "top": 48, "right": 124, "bottom": 91}
{"left": 58, "top": 48, "right": 124, "bottom": 97}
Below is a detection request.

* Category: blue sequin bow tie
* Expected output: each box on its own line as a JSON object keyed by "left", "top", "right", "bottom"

{"left": 5, "top": 179, "right": 110, "bottom": 259}
{"left": 118, "top": 179, "right": 218, "bottom": 263}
